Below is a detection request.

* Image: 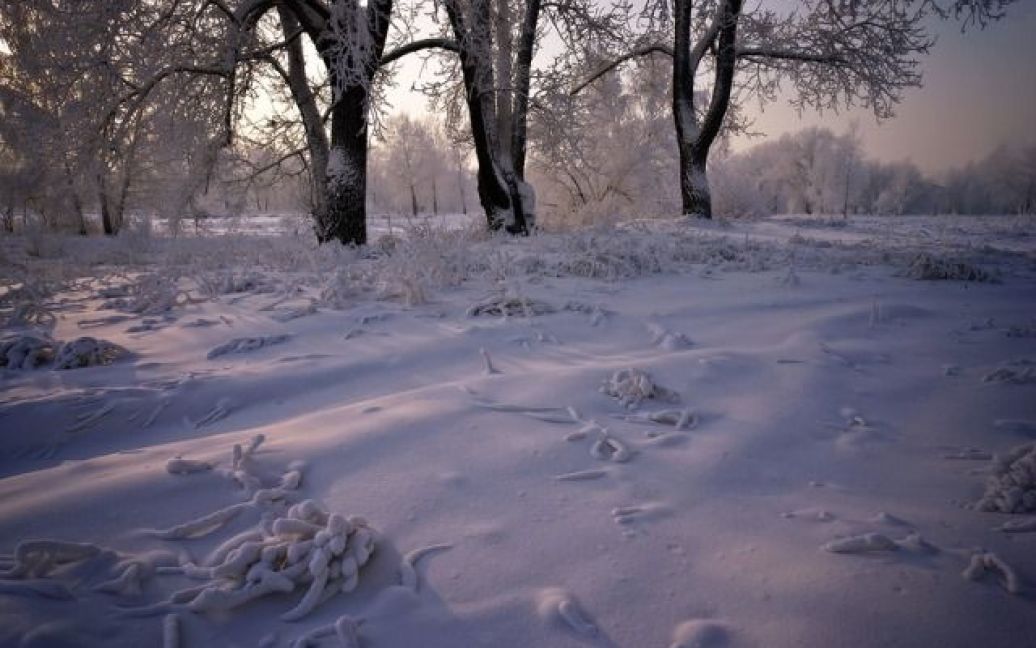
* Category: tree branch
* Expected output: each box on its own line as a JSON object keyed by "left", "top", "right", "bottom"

{"left": 379, "top": 38, "right": 460, "bottom": 67}
{"left": 569, "top": 44, "right": 673, "bottom": 96}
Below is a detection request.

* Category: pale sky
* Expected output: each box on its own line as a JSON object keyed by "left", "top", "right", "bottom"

{"left": 382, "top": 2, "right": 1036, "bottom": 175}
{"left": 735, "top": 2, "right": 1036, "bottom": 173}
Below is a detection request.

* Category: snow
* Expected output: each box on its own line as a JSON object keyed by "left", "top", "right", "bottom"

{"left": 1, "top": 213, "right": 1036, "bottom": 646}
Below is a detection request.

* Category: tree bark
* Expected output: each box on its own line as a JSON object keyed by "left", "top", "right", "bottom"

{"left": 322, "top": 84, "right": 369, "bottom": 245}
{"left": 673, "top": 0, "right": 742, "bottom": 220}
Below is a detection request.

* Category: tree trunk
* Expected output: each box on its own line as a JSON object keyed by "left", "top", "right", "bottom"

{"left": 444, "top": 0, "right": 528, "bottom": 235}
{"left": 278, "top": 6, "right": 330, "bottom": 226}
{"left": 98, "top": 174, "right": 115, "bottom": 235}
{"left": 64, "top": 164, "right": 87, "bottom": 235}
{"left": 322, "top": 85, "right": 368, "bottom": 246}
{"left": 673, "top": 0, "right": 742, "bottom": 220}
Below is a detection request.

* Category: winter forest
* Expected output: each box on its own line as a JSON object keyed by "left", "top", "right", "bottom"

{"left": 2, "top": 0, "right": 1036, "bottom": 646}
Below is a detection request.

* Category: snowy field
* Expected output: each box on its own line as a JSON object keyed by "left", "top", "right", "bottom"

{"left": 1, "top": 214, "right": 1035, "bottom": 647}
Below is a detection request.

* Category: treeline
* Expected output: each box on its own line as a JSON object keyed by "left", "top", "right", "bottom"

{"left": 714, "top": 128, "right": 1036, "bottom": 217}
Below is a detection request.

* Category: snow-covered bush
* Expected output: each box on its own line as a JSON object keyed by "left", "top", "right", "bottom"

{"left": 904, "top": 253, "right": 994, "bottom": 282}
{"left": 0, "top": 333, "right": 56, "bottom": 369}
{"left": 53, "top": 337, "right": 126, "bottom": 370}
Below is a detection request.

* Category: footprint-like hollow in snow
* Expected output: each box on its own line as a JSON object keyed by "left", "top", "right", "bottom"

{"left": 535, "top": 588, "right": 597, "bottom": 637}
{"left": 207, "top": 335, "right": 290, "bottom": 360}
{"left": 670, "top": 619, "right": 730, "bottom": 648}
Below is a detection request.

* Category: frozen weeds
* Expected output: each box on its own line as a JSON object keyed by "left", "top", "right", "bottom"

{"left": 974, "top": 442, "right": 1036, "bottom": 513}
{"left": 0, "top": 333, "right": 55, "bottom": 369}
{"left": 600, "top": 368, "right": 680, "bottom": 409}
{"left": 207, "top": 335, "right": 291, "bottom": 360}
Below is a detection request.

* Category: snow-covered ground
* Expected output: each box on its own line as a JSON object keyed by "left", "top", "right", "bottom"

{"left": 1, "top": 214, "right": 1035, "bottom": 648}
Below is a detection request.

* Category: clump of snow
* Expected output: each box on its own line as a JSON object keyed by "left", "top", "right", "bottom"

{"left": 974, "top": 443, "right": 1036, "bottom": 513}
{"left": 535, "top": 588, "right": 597, "bottom": 637}
{"left": 904, "top": 253, "right": 994, "bottom": 282}
{"left": 962, "top": 552, "right": 1022, "bottom": 595}
{"left": 207, "top": 335, "right": 290, "bottom": 360}
{"left": 601, "top": 368, "right": 680, "bottom": 409}
{"left": 53, "top": 337, "right": 126, "bottom": 370}
{"left": 0, "top": 333, "right": 56, "bottom": 369}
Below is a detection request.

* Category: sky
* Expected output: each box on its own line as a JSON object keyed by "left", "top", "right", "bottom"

{"left": 382, "top": 2, "right": 1036, "bottom": 176}
{"left": 734, "top": 2, "right": 1036, "bottom": 174}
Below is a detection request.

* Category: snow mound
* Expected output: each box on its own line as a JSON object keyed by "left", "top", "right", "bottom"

{"left": 600, "top": 368, "right": 680, "bottom": 409}
{"left": 207, "top": 335, "right": 291, "bottom": 360}
{"left": 974, "top": 443, "right": 1036, "bottom": 513}
{"left": 0, "top": 333, "right": 56, "bottom": 369}
{"left": 53, "top": 337, "right": 126, "bottom": 370}
{"left": 904, "top": 254, "right": 994, "bottom": 282}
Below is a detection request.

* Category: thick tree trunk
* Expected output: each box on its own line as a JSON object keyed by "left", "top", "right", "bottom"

{"left": 443, "top": 0, "right": 529, "bottom": 235}
{"left": 322, "top": 86, "right": 368, "bottom": 246}
{"left": 673, "top": 0, "right": 741, "bottom": 220}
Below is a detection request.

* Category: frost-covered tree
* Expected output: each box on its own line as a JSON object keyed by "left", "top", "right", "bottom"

{"left": 426, "top": 0, "right": 626, "bottom": 233}
{"left": 576, "top": 0, "right": 1016, "bottom": 220}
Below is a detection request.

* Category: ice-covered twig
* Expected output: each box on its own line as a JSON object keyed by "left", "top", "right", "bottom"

{"left": 822, "top": 533, "right": 898, "bottom": 554}
{"left": 399, "top": 543, "right": 452, "bottom": 592}
{"left": 613, "top": 408, "right": 697, "bottom": 431}
{"left": 0, "top": 540, "right": 102, "bottom": 578}
{"left": 480, "top": 347, "right": 500, "bottom": 375}
{"left": 163, "top": 613, "right": 180, "bottom": 648}
{"left": 555, "top": 469, "right": 608, "bottom": 482}
{"left": 146, "top": 502, "right": 253, "bottom": 540}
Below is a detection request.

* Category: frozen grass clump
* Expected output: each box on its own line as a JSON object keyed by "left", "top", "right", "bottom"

{"left": 53, "top": 337, "right": 126, "bottom": 370}
{"left": 0, "top": 333, "right": 56, "bottom": 369}
{"left": 601, "top": 368, "right": 680, "bottom": 410}
{"left": 975, "top": 443, "right": 1036, "bottom": 514}
{"left": 101, "top": 272, "right": 192, "bottom": 315}
{"left": 904, "top": 253, "right": 995, "bottom": 282}
{"left": 196, "top": 271, "right": 275, "bottom": 297}
{"left": 207, "top": 335, "right": 291, "bottom": 360}
{"left": 467, "top": 294, "right": 556, "bottom": 317}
